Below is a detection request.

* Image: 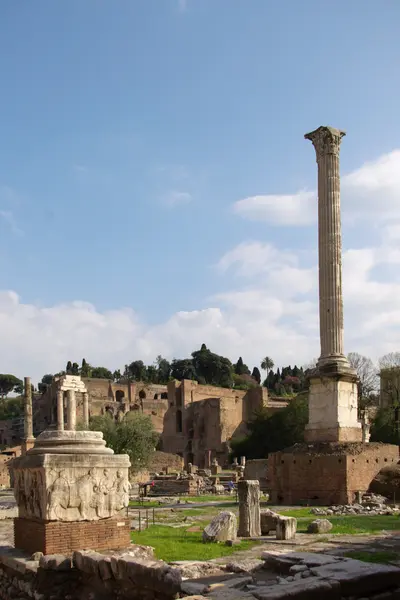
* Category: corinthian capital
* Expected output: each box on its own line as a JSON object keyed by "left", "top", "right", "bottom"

{"left": 304, "top": 126, "right": 346, "bottom": 161}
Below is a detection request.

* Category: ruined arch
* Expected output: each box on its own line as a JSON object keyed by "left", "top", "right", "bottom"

{"left": 115, "top": 390, "right": 125, "bottom": 402}
{"left": 139, "top": 389, "right": 146, "bottom": 400}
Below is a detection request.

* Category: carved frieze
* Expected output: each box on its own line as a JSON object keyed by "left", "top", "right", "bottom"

{"left": 13, "top": 464, "right": 130, "bottom": 522}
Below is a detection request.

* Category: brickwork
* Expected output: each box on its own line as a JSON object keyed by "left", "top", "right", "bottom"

{"left": 14, "top": 517, "right": 131, "bottom": 555}
{"left": 267, "top": 442, "right": 399, "bottom": 505}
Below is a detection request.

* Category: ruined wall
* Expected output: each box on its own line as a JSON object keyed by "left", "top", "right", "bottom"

{"left": 0, "top": 547, "right": 182, "bottom": 600}
{"left": 162, "top": 380, "right": 273, "bottom": 467}
{"left": 244, "top": 459, "right": 268, "bottom": 491}
{"left": 267, "top": 443, "right": 399, "bottom": 505}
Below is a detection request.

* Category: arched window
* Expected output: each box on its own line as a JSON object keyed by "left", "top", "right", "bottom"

{"left": 139, "top": 390, "right": 146, "bottom": 400}
{"left": 115, "top": 390, "right": 125, "bottom": 402}
{"left": 176, "top": 409, "right": 183, "bottom": 433}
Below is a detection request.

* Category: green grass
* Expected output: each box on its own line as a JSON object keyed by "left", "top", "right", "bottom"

{"left": 278, "top": 508, "right": 400, "bottom": 535}
{"left": 343, "top": 550, "right": 400, "bottom": 565}
{"left": 129, "top": 494, "right": 236, "bottom": 508}
{"left": 131, "top": 525, "right": 258, "bottom": 562}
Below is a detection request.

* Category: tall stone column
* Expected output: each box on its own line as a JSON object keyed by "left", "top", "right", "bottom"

{"left": 304, "top": 126, "right": 361, "bottom": 443}
{"left": 66, "top": 389, "right": 76, "bottom": 431}
{"left": 83, "top": 392, "right": 89, "bottom": 429}
{"left": 23, "top": 377, "right": 34, "bottom": 440}
{"left": 56, "top": 390, "right": 64, "bottom": 431}
{"left": 304, "top": 126, "right": 350, "bottom": 372}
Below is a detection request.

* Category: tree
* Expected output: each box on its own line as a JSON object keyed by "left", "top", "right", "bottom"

{"left": 230, "top": 395, "right": 308, "bottom": 459}
{"left": 156, "top": 356, "right": 171, "bottom": 384}
{"left": 379, "top": 352, "right": 400, "bottom": 370}
{"left": 127, "top": 360, "right": 147, "bottom": 382}
{"left": 234, "top": 357, "right": 250, "bottom": 376}
{"left": 347, "top": 352, "right": 379, "bottom": 410}
{"left": 191, "top": 346, "right": 234, "bottom": 388}
{"left": 0, "top": 375, "right": 23, "bottom": 399}
{"left": 145, "top": 365, "right": 158, "bottom": 383}
{"left": 80, "top": 358, "right": 92, "bottom": 378}
{"left": 89, "top": 412, "right": 158, "bottom": 474}
{"left": 113, "top": 370, "right": 121, "bottom": 382}
{"left": 91, "top": 367, "right": 113, "bottom": 380}
{"left": 170, "top": 359, "right": 197, "bottom": 381}
{"left": 251, "top": 367, "right": 261, "bottom": 385}
{"left": 0, "top": 396, "right": 24, "bottom": 420}
{"left": 261, "top": 356, "right": 274, "bottom": 374}
{"left": 38, "top": 374, "right": 53, "bottom": 394}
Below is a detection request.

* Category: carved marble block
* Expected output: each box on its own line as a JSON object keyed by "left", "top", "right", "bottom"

{"left": 11, "top": 431, "right": 130, "bottom": 522}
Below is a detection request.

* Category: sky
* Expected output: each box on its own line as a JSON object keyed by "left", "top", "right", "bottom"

{"left": 1, "top": 0, "right": 400, "bottom": 384}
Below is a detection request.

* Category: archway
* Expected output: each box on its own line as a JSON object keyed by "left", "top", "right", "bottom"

{"left": 115, "top": 390, "right": 125, "bottom": 402}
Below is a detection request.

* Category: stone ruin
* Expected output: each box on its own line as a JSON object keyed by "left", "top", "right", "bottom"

{"left": 10, "top": 376, "right": 131, "bottom": 555}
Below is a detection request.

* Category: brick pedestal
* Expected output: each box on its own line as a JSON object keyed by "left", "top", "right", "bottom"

{"left": 14, "top": 517, "right": 131, "bottom": 555}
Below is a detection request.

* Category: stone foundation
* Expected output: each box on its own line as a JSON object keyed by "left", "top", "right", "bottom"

{"left": 14, "top": 516, "right": 131, "bottom": 555}
{"left": 267, "top": 442, "right": 399, "bottom": 505}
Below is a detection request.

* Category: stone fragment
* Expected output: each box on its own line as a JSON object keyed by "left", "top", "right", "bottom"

{"left": 275, "top": 516, "right": 296, "bottom": 540}
{"left": 73, "top": 550, "right": 102, "bottom": 575}
{"left": 203, "top": 511, "right": 237, "bottom": 543}
{"left": 181, "top": 581, "right": 209, "bottom": 596}
{"left": 39, "top": 554, "right": 72, "bottom": 571}
{"left": 169, "top": 560, "right": 226, "bottom": 579}
{"left": 260, "top": 509, "right": 279, "bottom": 535}
{"left": 289, "top": 564, "right": 308, "bottom": 574}
{"left": 307, "top": 518, "right": 333, "bottom": 534}
{"left": 238, "top": 480, "right": 261, "bottom": 537}
{"left": 31, "top": 552, "right": 43, "bottom": 562}
{"left": 97, "top": 557, "right": 113, "bottom": 580}
{"left": 225, "top": 559, "right": 264, "bottom": 574}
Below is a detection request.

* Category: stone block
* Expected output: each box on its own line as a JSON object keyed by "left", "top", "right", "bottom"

{"left": 238, "top": 480, "right": 261, "bottom": 538}
{"left": 203, "top": 511, "right": 237, "bottom": 542}
{"left": 307, "top": 518, "right": 333, "bottom": 534}
{"left": 311, "top": 560, "right": 400, "bottom": 597}
{"left": 39, "top": 554, "right": 72, "bottom": 571}
{"left": 253, "top": 577, "right": 341, "bottom": 600}
{"left": 276, "top": 516, "right": 297, "bottom": 540}
{"left": 260, "top": 509, "right": 279, "bottom": 535}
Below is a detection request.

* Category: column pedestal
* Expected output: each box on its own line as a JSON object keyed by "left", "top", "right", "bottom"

{"left": 305, "top": 371, "right": 362, "bottom": 443}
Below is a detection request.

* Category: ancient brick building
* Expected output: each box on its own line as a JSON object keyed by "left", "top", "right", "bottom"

{"left": 161, "top": 379, "right": 285, "bottom": 467}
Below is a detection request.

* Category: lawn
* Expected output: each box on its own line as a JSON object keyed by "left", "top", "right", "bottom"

{"left": 131, "top": 525, "right": 258, "bottom": 562}
{"left": 343, "top": 550, "right": 400, "bottom": 565}
{"left": 129, "top": 494, "right": 237, "bottom": 508}
{"left": 279, "top": 508, "right": 400, "bottom": 535}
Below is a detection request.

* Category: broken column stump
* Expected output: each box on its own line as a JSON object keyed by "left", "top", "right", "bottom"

{"left": 238, "top": 479, "right": 261, "bottom": 537}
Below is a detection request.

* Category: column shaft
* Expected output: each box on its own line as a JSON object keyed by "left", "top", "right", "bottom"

{"left": 83, "top": 392, "right": 89, "bottom": 429}
{"left": 66, "top": 389, "right": 76, "bottom": 431}
{"left": 24, "top": 377, "right": 34, "bottom": 440}
{"left": 57, "top": 390, "right": 64, "bottom": 431}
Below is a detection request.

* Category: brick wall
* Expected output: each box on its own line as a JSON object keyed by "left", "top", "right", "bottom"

{"left": 267, "top": 443, "right": 399, "bottom": 505}
{"left": 14, "top": 517, "right": 131, "bottom": 555}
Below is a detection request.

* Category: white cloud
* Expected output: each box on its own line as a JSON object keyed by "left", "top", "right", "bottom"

{"left": 233, "top": 149, "right": 400, "bottom": 227}
{"left": 163, "top": 190, "right": 192, "bottom": 208}
{"left": 233, "top": 191, "right": 315, "bottom": 226}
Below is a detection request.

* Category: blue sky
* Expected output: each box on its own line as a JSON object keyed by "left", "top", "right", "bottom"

{"left": 2, "top": 0, "right": 400, "bottom": 381}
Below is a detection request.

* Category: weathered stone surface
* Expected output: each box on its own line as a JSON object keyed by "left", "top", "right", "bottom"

{"left": 11, "top": 431, "right": 130, "bottom": 523}
{"left": 225, "top": 559, "right": 264, "bottom": 574}
{"left": 39, "top": 554, "right": 72, "bottom": 571}
{"left": 253, "top": 577, "right": 341, "bottom": 600}
{"left": 181, "top": 581, "right": 209, "bottom": 596}
{"left": 238, "top": 480, "right": 261, "bottom": 538}
{"left": 260, "top": 509, "right": 279, "bottom": 535}
{"left": 170, "top": 560, "right": 226, "bottom": 579}
{"left": 203, "top": 511, "right": 237, "bottom": 543}
{"left": 276, "top": 516, "right": 296, "bottom": 540}
{"left": 307, "top": 518, "right": 333, "bottom": 534}
{"left": 311, "top": 560, "right": 400, "bottom": 597}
